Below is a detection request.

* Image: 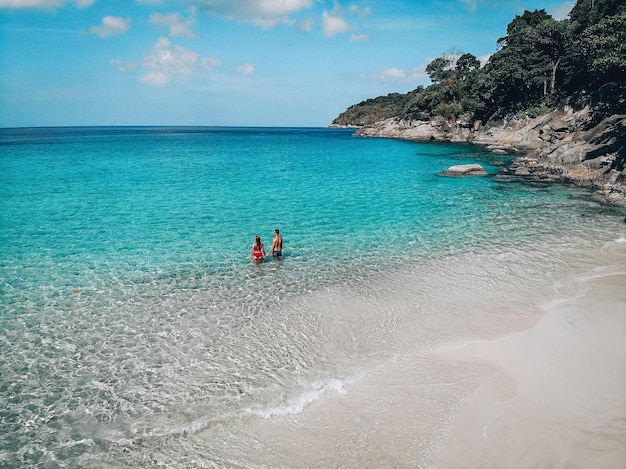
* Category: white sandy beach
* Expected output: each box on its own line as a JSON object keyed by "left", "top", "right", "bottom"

{"left": 232, "top": 249, "right": 626, "bottom": 468}
{"left": 435, "top": 273, "right": 626, "bottom": 468}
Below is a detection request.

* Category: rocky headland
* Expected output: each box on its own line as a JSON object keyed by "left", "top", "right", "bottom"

{"left": 349, "top": 107, "right": 626, "bottom": 206}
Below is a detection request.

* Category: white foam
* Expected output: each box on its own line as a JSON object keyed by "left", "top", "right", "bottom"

{"left": 60, "top": 438, "right": 95, "bottom": 448}
{"left": 179, "top": 415, "right": 211, "bottom": 435}
{"left": 248, "top": 373, "right": 366, "bottom": 419}
{"left": 602, "top": 235, "right": 626, "bottom": 250}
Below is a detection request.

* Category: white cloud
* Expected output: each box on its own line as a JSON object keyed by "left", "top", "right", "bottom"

{"left": 549, "top": 2, "right": 575, "bottom": 20}
{"left": 149, "top": 12, "right": 196, "bottom": 38}
{"left": 349, "top": 4, "right": 371, "bottom": 17}
{"left": 140, "top": 37, "right": 198, "bottom": 86}
{"left": 350, "top": 33, "right": 368, "bottom": 42}
{"left": 89, "top": 16, "right": 131, "bottom": 38}
{"left": 183, "top": 0, "right": 314, "bottom": 28}
{"left": 296, "top": 17, "right": 314, "bottom": 32}
{"left": 140, "top": 72, "right": 171, "bottom": 87}
{"left": 110, "top": 58, "right": 139, "bottom": 72}
{"left": 0, "top": 0, "right": 93, "bottom": 7}
{"left": 201, "top": 57, "right": 221, "bottom": 71}
{"left": 322, "top": 10, "right": 351, "bottom": 37}
{"left": 139, "top": 37, "right": 220, "bottom": 86}
{"left": 370, "top": 66, "right": 428, "bottom": 84}
{"left": 478, "top": 53, "right": 491, "bottom": 66}
{"left": 0, "top": 0, "right": 57, "bottom": 7}
{"left": 460, "top": 0, "right": 477, "bottom": 12}
{"left": 236, "top": 63, "right": 256, "bottom": 76}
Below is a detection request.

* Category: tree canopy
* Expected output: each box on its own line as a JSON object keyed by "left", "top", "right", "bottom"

{"left": 332, "top": 0, "right": 626, "bottom": 127}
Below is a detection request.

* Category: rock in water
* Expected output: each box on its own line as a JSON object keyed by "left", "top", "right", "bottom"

{"left": 443, "top": 164, "right": 487, "bottom": 176}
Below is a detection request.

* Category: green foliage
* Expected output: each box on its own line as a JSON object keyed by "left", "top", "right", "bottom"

{"left": 332, "top": 91, "right": 418, "bottom": 126}
{"left": 425, "top": 56, "right": 454, "bottom": 84}
{"left": 456, "top": 53, "right": 481, "bottom": 81}
{"left": 481, "top": 10, "right": 567, "bottom": 117}
{"left": 516, "top": 105, "right": 555, "bottom": 119}
{"left": 580, "top": 13, "right": 626, "bottom": 77}
{"left": 569, "top": 0, "right": 626, "bottom": 31}
{"left": 434, "top": 102, "right": 463, "bottom": 119}
{"left": 334, "top": 0, "right": 626, "bottom": 126}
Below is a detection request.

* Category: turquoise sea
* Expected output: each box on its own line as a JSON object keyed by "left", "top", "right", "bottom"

{"left": 1, "top": 127, "right": 625, "bottom": 467}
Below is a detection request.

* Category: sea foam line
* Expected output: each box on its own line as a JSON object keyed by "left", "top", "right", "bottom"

{"left": 602, "top": 235, "right": 626, "bottom": 250}
{"left": 247, "top": 373, "right": 366, "bottom": 419}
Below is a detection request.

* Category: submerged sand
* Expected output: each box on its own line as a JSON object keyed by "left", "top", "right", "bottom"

{"left": 435, "top": 273, "right": 626, "bottom": 468}
{"left": 207, "top": 235, "right": 626, "bottom": 468}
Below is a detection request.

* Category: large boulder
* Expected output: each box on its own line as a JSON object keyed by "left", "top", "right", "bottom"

{"left": 443, "top": 164, "right": 487, "bottom": 176}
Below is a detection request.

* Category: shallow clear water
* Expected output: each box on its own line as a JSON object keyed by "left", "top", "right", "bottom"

{"left": 1, "top": 127, "right": 625, "bottom": 467}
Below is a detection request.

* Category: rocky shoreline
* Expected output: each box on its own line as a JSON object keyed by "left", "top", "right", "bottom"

{"left": 347, "top": 107, "right": 626, "bottom": 207}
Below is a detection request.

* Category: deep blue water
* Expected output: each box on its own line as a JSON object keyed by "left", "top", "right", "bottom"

{"left": 1, "top": 127, "right": 625, "bottom": 467}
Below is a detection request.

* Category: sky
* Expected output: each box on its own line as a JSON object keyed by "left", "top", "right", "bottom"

{"left": 0, "top": 0, "right": 576, "bottom": 128}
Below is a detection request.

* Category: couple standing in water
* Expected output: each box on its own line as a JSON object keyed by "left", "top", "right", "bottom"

{"left": 251, "top": 229, "right": 282, "bottom": 264}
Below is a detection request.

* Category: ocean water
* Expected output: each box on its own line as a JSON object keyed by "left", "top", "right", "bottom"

{"left": 1, "top": 127, "right": 625, "bottom": 468}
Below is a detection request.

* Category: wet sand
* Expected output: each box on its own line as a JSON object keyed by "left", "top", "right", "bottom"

{"left": 435, "top": 273, "right": 626, "bottom": 468}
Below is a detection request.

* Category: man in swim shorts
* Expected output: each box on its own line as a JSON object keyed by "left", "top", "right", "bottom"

{"left": 268, "top": 229, "right": 283, "bottom": 258}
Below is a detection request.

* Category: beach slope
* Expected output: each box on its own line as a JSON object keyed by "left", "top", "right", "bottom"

{"left": 435, "top": 274, "right": 626, "bottom": 468}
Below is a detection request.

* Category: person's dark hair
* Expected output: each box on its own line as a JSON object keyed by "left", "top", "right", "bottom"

{"left": 274, "top": 229, "right": 279, "bottom": 234}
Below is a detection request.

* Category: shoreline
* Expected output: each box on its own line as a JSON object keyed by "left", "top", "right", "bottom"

{"left": 434, "top": 272, "right": 626, "bottom": 468}
{"left": 350, "top": 107, "right": 626, "bottom": 207}
{"left": 229, "top": 230, "right": 626, "bottom": 468}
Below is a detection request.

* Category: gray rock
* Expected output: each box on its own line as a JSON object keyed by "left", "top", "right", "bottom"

{"left": 443, "top": 164, "right": 487, "bottom": 176}
{"left": 350, "top": 110, "right": 626, "bottom": 205}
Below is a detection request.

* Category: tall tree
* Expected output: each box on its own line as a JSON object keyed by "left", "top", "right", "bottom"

{"left": 579, "top": 13, "right": 626, "bottom": 83}
{"left": 480, "top": 10, "right": 566, "bottom": 116}
{"left": 536, "top": 19, "right": 570, "bottom": 95}
{"left": 455, "top": 53, "right": 481, "bottom": 82}
{"left": 425, "top": 56, "right": 454, "bottom": 84}
{"left": 564, "top": 0, "right": 626, "bottom": 114}
{"left": 569, "top": 0, "right": 626, "bottom": 31}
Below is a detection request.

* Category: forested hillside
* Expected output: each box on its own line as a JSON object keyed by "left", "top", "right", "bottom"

{"left": 332, "top": 0, "right": 626, "bottom": 127}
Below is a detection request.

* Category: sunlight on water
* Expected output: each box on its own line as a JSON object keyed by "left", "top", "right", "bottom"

{"left": 1, "top": 127, "right": 625, "bottom": 467}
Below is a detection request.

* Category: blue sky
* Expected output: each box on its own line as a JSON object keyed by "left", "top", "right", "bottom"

{"left": 0, "top": 0, "right": 575, "bottom": 127}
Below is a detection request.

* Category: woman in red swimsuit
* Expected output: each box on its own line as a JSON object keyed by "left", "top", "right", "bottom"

{"left": 250, "top": 235, "right": 266, "bottom": 264}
